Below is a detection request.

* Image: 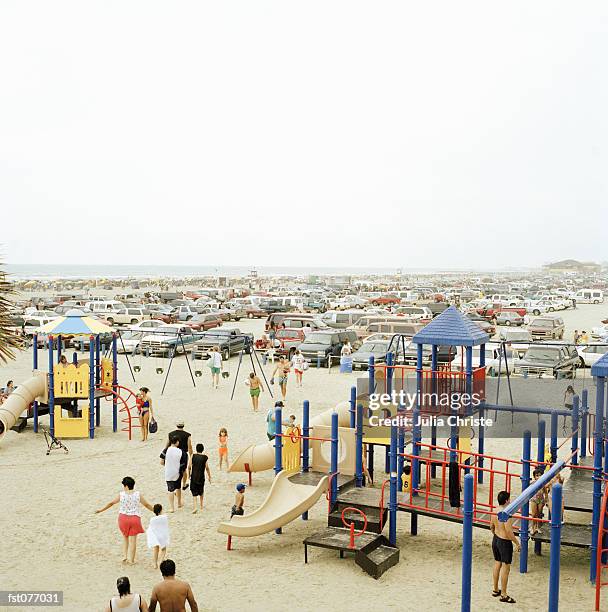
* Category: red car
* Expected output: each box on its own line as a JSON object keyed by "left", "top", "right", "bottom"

{"left": 183, "top": 313, "right": 223, "bottom": 331}
{"left": 369, "top": 296, "right": 402, "bottom": 306}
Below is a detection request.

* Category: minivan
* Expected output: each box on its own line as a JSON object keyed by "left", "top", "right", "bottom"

{"left": 84, "top": 300, "right": 125, "bottom": 320}
{"left": 265, "top": 312, "right": 323, "bottom": 331}
{"left": 392, "top": 305, "right": 433, "bottom": 321}
{"left": 363, "top": 321, "right": 424, "bottom": 338}
{"left": 574, "top": 289, "right": 604, "bottom": 304}
{"left": 320, "top": 310, "right": 368, "bottom": 329}
{"left": 529, "top": 316, "right": 565, "bottom": 340}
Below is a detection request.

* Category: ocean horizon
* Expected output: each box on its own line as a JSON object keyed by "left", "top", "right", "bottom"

{"left": 4, "top": 263, "right": 527, "bottom": 280}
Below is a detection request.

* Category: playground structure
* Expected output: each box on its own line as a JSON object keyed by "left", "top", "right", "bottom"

{"left": 220, "top": 306, "right": 608, "bottom": 606}
{"left": 0, "top": 310, "right": 140, "bottom": 443}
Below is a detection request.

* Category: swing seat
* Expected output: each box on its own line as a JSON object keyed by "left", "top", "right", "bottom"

{"left": 221, "top": 371, "right": 230, "bottom": 379}
{"left": 134, "top": 366, "right": 141, "bottom": 373}
{"left": 195, "top": 370, "right": 203, "bottom": 377}
{"left": 156, "top": 367, "right": 164, "bottom": 374}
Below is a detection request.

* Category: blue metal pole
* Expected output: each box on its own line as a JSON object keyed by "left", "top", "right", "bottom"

{"left": 112, "top": 334, "right": 118, "bottom": 432}
{"left": 461, "top": 473, "right": 474, "bottom": 612}
{"left": 550, "top": 411, "right": 558, "bottom": 464}
{"left": 368, "top": 355, "right": 375, "bottom": 398}
{"left": 95, "top": 335, "right": 101, "bottom": 427}
{"left": 302, "top": 400, "right": 310, "bottom": 473}
{"left": 33, "top": 334, "right": 39, "bottom": 433}
{"left": 571, "top": 395, "right": 579, "bottom": 466}
{"left": 386, "top": 351, "right": 394, "bottom": 396}
{"left": 56, "top": 335, "right": 62, "bottom": 363}
{"left": 591, "top": 377, "right": 605, "bottom": 582}
{"left": 581, "top": 388, "right": 588, "bottom": 459}
{"left": 349, "top": 386, "right": 356, "bottom": 429}
{"left": 355, "top": 403, "right": 363, "bottom": 487}
{"left": 330, "top": 411, "right": 339, "bottom": 507}
{"left": 89, "top": 336, "right": 95, "bottom": 439}
{"left": 535, "top": 418, "right": 546, "bottom": 555}
{"left": 274, "top": 405, "right": 283, "bottom": 534}
{"left": 48, "top": 336, "right": 55, "bottom": 437}
{"left": 520, "top": 430, "right": 531, "bottom": 573}
{"left": 548, "top": 483, "right": 562, "bottom": 612}
{"left": 389, "top": 424, "right": 397, "bottom": 546}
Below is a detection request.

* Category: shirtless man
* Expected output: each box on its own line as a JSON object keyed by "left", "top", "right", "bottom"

{"left": 149, "top": 559, "right": 198, "bottom": 612}
{"left": 490, "top": 491, "right": 521, "bottom": 604}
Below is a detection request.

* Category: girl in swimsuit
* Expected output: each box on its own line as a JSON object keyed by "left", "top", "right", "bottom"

{"left": 137, "top": 387, "right": 153, "bottom": 442}
{"left": 218, "top": 428, "right": 229, "bottom": 470}
{"left": 529, "top": 468, "right": 547, "bottom": 534}
{"left": 272, "top": 358, "right": 291, "bottom": 401}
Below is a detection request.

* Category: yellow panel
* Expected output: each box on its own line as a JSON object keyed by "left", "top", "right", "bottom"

{"left": 54, "top": 406, "right": 90, "bottom": 438}
{"left": 54, "top": 363, "right": 90, "bottom": 398}
{"left": 100, "top": 358, "right": 114, "bottom": 389}
{"left": 282, "top": 426, "right": 301, "bottom": 473}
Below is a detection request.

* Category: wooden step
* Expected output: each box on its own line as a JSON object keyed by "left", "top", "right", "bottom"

{"left": 328, "top": 507, "right": 386, "bottom": 534}
{"left": 355, "top": 535, "right": 400, "bottom": 579}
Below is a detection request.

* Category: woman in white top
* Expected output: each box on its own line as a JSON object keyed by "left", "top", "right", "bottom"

{"left": 291, "top": 350, "right": 306, "bottom": 388}
{"left": 209, "top": 346, "right": 223, "bottom": 389}
{"left": 96, "top": 476, "right": 154, "bottom": 565}
{"left": 341, "top": 340, "right": 352, "bottom": 356}
{"left": 104, "top": 576, "right": 148, "bottom": 612}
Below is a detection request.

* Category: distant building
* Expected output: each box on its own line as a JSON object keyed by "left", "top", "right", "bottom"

{"left": 543, "top": 259, "right": 601, "bottom": 273}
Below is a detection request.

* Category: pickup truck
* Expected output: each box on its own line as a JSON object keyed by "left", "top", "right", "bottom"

{"left": 140, "top": 325, "right": 198, "bottom": 356}
{"left": 514, "top": 343, "right": 578, "bottom": 378}
{"left": 192, "top": 328, "right": 253, "bottom": 361}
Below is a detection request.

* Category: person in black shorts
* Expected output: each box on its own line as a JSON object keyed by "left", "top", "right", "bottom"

{"left": 189, "top": 443, "right": 211, "bottom": 514}
{"left": 489, "top": 490, "right": 521, "bottom": 604}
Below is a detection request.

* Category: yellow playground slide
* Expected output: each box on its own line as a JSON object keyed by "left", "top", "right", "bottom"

{"left": 217, "top": 470, "right": 328, "bottom": 538}
{"left": 0, "top": 374, "right": 47, "bottom": 441}
{"left": 229, "top": 400, "right": 353, "bottom": 473}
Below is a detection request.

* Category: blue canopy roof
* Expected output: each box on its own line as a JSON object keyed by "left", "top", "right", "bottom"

{"left": 591, "top": 353, "right": 608, "bottom": 378}
{"left": 37, "top": 309, "right": 113, "bottom": 336}
{"left": 412, "top": 305, "right": 490, "bottom": 347}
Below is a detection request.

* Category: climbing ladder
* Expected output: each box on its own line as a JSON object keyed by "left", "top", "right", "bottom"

{"left": 101, "top": 385, "right": 141, "bottom": 440}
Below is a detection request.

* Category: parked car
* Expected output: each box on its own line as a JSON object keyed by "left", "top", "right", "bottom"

{"left": 146, "top": 304, "right": 177, "bottom": 323}
{"left": 175, "top": 305, "right": 200, "bottom": 321}
{"left": 265, "top": 312, "right": 324, "bottom": 331}
{"left": 193, "top": 328, "right": 253, "bottom": 361}
{"left": 351, "top": 339, "right": 406, "bottom": 370}
{"left": 126, "top": 319, "right": 165, "bottom": 332}
{"left": 320, "top": 310, "right": 368, "bottom": 329}
{"left": 184, "top": 313, "right": 223, "bottom": 332}
{"left": 368, "top": 295, "right": 401, "bottom": 306}
{"left": 517, "top": 300, "right": 550, "bottom": 317}
{"left": 391, "top": 305, "right": 433, "bottom": 322}
{"left": 498, "top": 328, "right": 532, "bottom": 358}
{"left": 495, "top": 311, "right": 525, "bottom": 327}
{"left": 116, "top": 330, "right": 145, "bottom": 354}
{"left": 529, "top": 316, "right": 565, "bottom": 340}
{"left": 140, "top": 325, "right": 198, "bottom": 356}
{"left": 465, "top": 313, "right": 495, "bottom": 336}
{"left": 476, "top": 303, "right": 528, "bottom": 319}
{"left": 515, "top": 343, "right": 579, "bottom": 378}
{"left": 576, "top": 344, "right": 608, "bottom": 368}
{"left": 297, "top": 330, "right": 360, "bottom": 366}
{"left": 111, "top": 307, "right": 150, "bottom": 326}
{"left": 403, "top": 344, "right": 457, "bottom": 366}
{"left": 573, "top": 289, "right": 604, "bottom": 304}
{"left": 243, "top": 306, "right": 267, "bottom": 319}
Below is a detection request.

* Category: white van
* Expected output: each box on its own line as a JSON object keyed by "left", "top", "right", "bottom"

{"left": 349, "top": 315, "right": 420, "bottom": 339}
{"left": 393, "top": 305, "right": 433, "bottom": 321}
{"left": 84, "top": 300, "right": 125, "bottom": 321}
{"left": 574, "top": 289, "right": 604, "bottom": 304}
{"left": 321, "top": 309, "right": 367, "bottom": 329}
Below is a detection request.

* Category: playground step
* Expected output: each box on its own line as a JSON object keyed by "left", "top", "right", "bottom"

{"left": 335, "top": 495, "right": 383, "bottom": 515}
{"left": 355, "top": 536, "right": 400, "bottom": 579}
{"left": 328, "top": 507, "right": 386, "bottom": 534}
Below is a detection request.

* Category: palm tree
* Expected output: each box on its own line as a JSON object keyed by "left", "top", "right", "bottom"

{"left": 0, "top": 261, "right": 20, "bottom": 362}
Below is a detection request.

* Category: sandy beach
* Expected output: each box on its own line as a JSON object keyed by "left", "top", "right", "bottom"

{"left": 0, "top": 307, "right": 605, "bottom": 611}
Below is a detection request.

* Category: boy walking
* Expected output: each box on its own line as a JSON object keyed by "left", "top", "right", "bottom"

{"left": 189, "top": 443, "right": 211, "bottom": 514}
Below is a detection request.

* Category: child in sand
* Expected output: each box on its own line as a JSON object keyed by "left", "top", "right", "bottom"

{"left": 218, "top": 428, "right": 229, "bottom": 470}
{"left": 530, "top": 468, "right": 547, "bottom": 534}
{"left": 231, "top": 483, "right": 245, "bottom": 517}
{"left": 147, "top": 504, "right": 170, "bottom": 569}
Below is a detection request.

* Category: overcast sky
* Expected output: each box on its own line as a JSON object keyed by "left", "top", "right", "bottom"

{"left": 1, "top": 2, "right": 606, "bottom": 269}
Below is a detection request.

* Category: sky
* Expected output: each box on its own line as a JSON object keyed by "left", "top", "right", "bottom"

{"left": 0, "top": 1, "right": 607, "bottom": 270}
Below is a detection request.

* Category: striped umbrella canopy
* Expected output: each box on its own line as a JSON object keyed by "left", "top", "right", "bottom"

{"left": 36, "top": 309, "right": 113, "bottom": 336}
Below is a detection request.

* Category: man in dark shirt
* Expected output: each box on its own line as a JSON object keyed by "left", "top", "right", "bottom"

{"left": 165, "top": 421, "right": 193, "bottom": 489}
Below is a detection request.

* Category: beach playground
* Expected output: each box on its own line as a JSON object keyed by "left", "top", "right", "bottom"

{"left": 1, "top": 307, "right": 608, "bottom": 612}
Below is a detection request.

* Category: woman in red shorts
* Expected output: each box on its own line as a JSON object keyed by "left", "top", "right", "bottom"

{"left": 95, "top": 476, "right": 155, "bottom": 564}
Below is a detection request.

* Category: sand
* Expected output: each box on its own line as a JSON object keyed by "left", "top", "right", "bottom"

{"left": 0, "top": 306, "right": 606, "bottom": 611}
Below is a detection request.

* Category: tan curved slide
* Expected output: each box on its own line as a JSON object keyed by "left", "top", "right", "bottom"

{"left": 229, "top": 400, "right": 353, "bottom": 473}
{"left": 217, "top": 470, "right": 328, "bottom": 537}
{"left": 0, "top": 374, "right": 47, "bottom": 441}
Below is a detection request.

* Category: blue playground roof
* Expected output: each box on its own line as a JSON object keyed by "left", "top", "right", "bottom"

{"left": 591, "top": 353, "right": 608, "bottom": 377}
{"left": 412, "top": 305, "right": 490, "bottom": 347}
